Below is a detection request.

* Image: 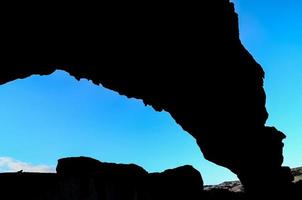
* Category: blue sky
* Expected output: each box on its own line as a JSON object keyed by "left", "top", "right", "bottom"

{"left": 0, "top": 0, "right": 301, "bottom": 185}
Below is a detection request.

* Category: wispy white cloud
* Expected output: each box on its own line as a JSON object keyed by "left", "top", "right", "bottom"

{"left": 0, "top": 157, "right": 55, "bottom": 173}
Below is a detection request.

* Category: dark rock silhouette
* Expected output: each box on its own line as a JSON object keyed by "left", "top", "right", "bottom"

{"left": 0, "top": 157, "right": 204, "bottom": 200}
{"left": 56, "top": 157, "right": 203, "bottom": 200}
{"left": 56, "top": 157, "right": 149, "bottom": 199}
{"left": 57, "top": 157, "right": 147, "bottom": 177}
{"left": 0, "top": 0, "right": 297, "bottom": 197}
{"left": 147, "top": 165, "right": 203, "bottom": 200}
{"left": 0, "top": 157, "right": 298, "bottom": 199}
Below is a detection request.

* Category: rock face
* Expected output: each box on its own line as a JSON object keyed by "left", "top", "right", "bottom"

{"left": 0, "top": 0, "right": 294, "bottom": 194}
{"left": 292, "top": 167, "right": 302, "bottom": 183}
{"left": 56, "top": 157, "right": 203, "bottom": 200}
{"left": 148, "top": 165, "right": 203, "bottom": 200}
{"left": 0, "top": 157, "right": 204, "bottom": 200}
{"left": 204, "top": 181, "right": 243, "bottom": 193}
{"left": 204, "top": 167, "right": 302, "bottom": 195}
{"left": 1, "top": 158, "right": 299, "bottom": 199}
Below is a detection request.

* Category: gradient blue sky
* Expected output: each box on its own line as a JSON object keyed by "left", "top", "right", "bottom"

{"left": 0, "top": 0, "right": 301, "bottom": 185}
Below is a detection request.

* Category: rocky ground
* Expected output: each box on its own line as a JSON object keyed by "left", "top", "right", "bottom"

{"left": 205, "top": 181, "right": 243, "bottom": 192}
{"left": 292, "top": 167, "right": 302, "bottom": 183}
{"left": 205, "top": 167, "right": 302, "bottom": 193}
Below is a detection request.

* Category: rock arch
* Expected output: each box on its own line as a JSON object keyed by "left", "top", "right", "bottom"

{"left": 0, "top": 0, "right": 293, "bottom": 193}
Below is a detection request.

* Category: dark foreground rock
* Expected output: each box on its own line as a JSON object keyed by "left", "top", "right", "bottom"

{"left": 147, "top": 165, "right": 203, "bottom": 200}
{"left": 0, "top": 157, "right": 204, "bottom": 200}
{"left": 0, "top": 157, "right": 301, "bottom": 199}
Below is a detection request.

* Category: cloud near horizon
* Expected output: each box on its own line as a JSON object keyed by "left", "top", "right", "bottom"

{"left": 0, "top": 157, "right": 55, "bottom": 173}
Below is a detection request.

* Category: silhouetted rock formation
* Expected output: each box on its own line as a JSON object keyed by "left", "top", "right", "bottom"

{"left": 57, "top": 157, "right": 147, "bottom": 177}
{"left": 148, "top": 165, "right": 203, "bottom": 200}
{"left": 0, "top": 157, "right": 301, "bottom": 199}
{"left": 0, "top": 0, "right": 295, "bottom": 195}
{"left": 56, "top": 157, "right": 149, "bottom": 200}
{"left": 0, "top": 157, "right": 204, "bottom": 200}
{"left": 56, "top": 157, "right": 203, "bottom": 200}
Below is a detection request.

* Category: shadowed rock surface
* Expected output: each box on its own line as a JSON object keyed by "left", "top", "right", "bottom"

{"left": 0, "top": 0, "right": 297, "bottom": 196}
{"left": 205, "top": 167, "right": 302, "bottom": 193}
{"left": 0, "top": 157, "right": 300, "bottom": 199}
{"left": 292, "top": 167, "right": 302, "bottom": 183}
{"left": 205, "top": 181, "right": 243, "bottom": 193}
{"left": 0, "top": 157, "right": 204, "bottom": 200}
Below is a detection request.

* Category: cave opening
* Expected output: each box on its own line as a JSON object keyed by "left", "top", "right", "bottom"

{"left": 0, "top": 70, "right": 237, "bottom": 185}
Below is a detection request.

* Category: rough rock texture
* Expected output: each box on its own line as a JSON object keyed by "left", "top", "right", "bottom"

{"left": 0, "top": 157, "right": 204, "bottom": 200}
{"left": 205, "top": 181, "right": 243, "bottom": 193}
{"left": 0, "top": 0, "right": 294, "bottom": 195}
{"left": 204, "top": 167, "right": 302, "bottom": 193}
{"left": 292, "top": 167, "right": 302, "bottom": 183}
